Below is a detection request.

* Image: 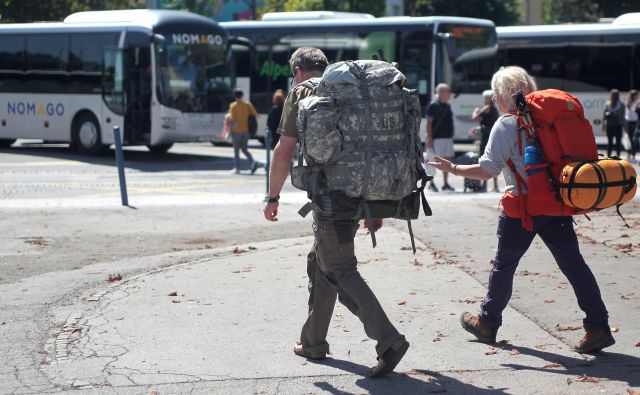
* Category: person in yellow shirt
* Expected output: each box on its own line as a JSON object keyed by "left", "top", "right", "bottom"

{"left": 228, "top": 89, "right": 259, "bottom": 174}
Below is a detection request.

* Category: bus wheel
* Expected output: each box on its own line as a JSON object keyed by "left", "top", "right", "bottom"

{"left": 0, "top": 139, "right": 16, "bottom": 148}
{"left": 147, "top": 143, "right": 174, "bottom": 154}
{"left": 73, "top": 114, "right": 104, "bottom": 154}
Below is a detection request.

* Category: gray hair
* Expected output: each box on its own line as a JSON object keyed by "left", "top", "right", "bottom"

{"left": 435, "top": 83, "right": 451, "bottom": 94}
{"left": 491, "top": 66, "right": 537, "bottom": 111}
{"left": 482, "top": 90, "right": 494, "bottom": 99}
{"left": 289, "top": 47, "right": 328, "bottom": 73}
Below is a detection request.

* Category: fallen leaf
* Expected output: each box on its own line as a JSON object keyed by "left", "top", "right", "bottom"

{"left": 611, "top": 327, "right": 619, "bottom": 333}
{"left": 510, "top": 349, "right": 520, "bottom": 355}
{"left": 635, "top": 342, "right": 640, "bottom": 347}
{"left": 171, "top": 300, "right": 181, "bottom": 303}
{"left": 498, "top": 340, "right": 510, "bottom": 345}
{"left": 516, "top": 270, "right": 539, "bottom": 276}
{"left": 107, "top": 274, "right": 122, "bottom": 283}
{"left": 397, "top": 300, "right": 407, "bottom": 305}
{"left": 543, "top": 362, "right": 563, "bottom": 368}
{"left": 567, "top": 378, "right": 573, "bottom": 385}
{"left": 64, "top": 327, "right": 82, "bottom": 334}
{"left": 232, "top": 246, "right": 248, "bottom": 254}
{"left": 544, "top": 300, "right": 555, "bottom": 304}
{"left": 627, "top": 389, "right": 640, "bottom": 395}
{"left": 248, "top": 246, "right": 257, "bottom": 250}
{"left": 400, "top": 246, "right": 412, "bottom": 251}
{"left": 576, "top": 374, "right": 600, "bottom": 383}
{"left": 485, "top": 347, "right": 499, "bottom": 355}
{"left": 409, "top": 291, "right": 417, "bottom": 295}
{"left": 555, "top": 324, "right": 582, "bottom": 331}
{"left": 168, "top": 291, "right": 177, "bottom": 297}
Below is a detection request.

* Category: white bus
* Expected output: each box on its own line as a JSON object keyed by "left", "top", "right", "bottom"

{"left": 497, "top": 13, "right": 640, "bottom": 142}
{"left": 221, "top": 13, "right": 498, "bottom": 143}
{"left": 0, "top": 9, "right": 237, "bottom": 153}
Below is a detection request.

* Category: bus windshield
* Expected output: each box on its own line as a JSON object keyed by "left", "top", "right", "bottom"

{"left": 157, "top": 38, "right": 234, "bottom": 113}
{"left": 438, "top": 24, "right": 497, "bottom": 94}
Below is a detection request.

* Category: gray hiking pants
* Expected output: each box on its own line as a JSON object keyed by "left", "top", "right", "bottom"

{"left": 299, "top": 213, "right": 403, "bottom": 356}
{"left": 230, "top": 131, "right": 254, "bottom": 170}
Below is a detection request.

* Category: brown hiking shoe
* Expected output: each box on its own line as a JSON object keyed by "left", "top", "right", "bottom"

{"left": 460, "top": 312, "right": 496, "bottom": 343}
{"left": 574, "top": 327, "right": 615, "bottom": 354}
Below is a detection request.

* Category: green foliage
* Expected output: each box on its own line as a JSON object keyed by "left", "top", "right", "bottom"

{"left": 161, "top": 0, "right": 219, "bottom": 18}
{"left": 405, "top": 0, "right": 520, "bottom": 26}
{"left": 0, "top": 0, "right": 146, "bottom": 23}
{"left": 542, "top": 0, "right": 640, "bottom": 23}
{"left": 278, "top": 0, "right": 385, "bottom": 17}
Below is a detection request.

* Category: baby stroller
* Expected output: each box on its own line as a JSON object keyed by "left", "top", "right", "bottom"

{"left": 454, "top": 151, "right": 484, "bottom": 192}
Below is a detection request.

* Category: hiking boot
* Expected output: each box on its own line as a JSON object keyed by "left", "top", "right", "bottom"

{"left": 442, "top": 183, "right": 455, "bottom": 191}
{"left": 460, "top": 312, "right": 496, "bottom": 343}
{"left": 574, "top": 326, "right": 615, "bottom": 354}
{"left": 428, "top": 183, "right": 439, "bottom": 192}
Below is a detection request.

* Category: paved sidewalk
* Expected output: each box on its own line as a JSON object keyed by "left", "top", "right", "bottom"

{"left": 28, "top": 227, "right": 638, "bottom": 394}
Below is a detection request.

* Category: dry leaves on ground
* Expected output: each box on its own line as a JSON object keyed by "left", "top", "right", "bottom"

{"left": 543, "top": 361, "right": 563, "bottom": 368}
{"left": 232, "top": 246, "right": 248, "bottom": 254}
{"left": 635, "top": 342, "right": 640, "bottom": 347}
{"left": 397, "top": 300, "right": 407, "bottom": 305}
{"left": 544, "top": 300, "right": 555, "bottom": 304}
{"left": 575, "top": 374, "right": 600, "bottom": 383}
{"left": 611, "top": 327, "right": 620, "bottom": 332}
{"left": 167, "top": 291, "right": 177, "bottom": 297}
{"left": 555, "top": 324, "right": 582, "bottom": 331}
{"left": 107, "top": 274, "right": 122, "bottom": 283}
{"left": 171, "top": 300, "right": 180, "bottom": 304}
{"left": 510, "top": 349, "right": 520, "bottom": 355}
{"left": 516, "top": 270, "right": 539, "bottom": 276}
{"left": 621, "top": 293, "right": 635, "bottom": 300}
{"left": 485, "top": 347, "right": 499, "bottom": 355}
{"left": 627, "top": 389, "right": 640, "bottom": 395}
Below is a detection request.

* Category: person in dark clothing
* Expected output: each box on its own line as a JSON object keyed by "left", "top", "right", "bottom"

{"left": 426, "top": 83, "right": 455, "bottom": 192}
{"left": 266, "top": 89, "right": 285, "bottom": 149}
{"left": 603, "top": 89, "right": 624, "bottom": 158}
{"left": 471, "top": 90, "right": 500, "bottom": 192}
{"left": 624, "top": 89, "right": 639, "bottom": 162}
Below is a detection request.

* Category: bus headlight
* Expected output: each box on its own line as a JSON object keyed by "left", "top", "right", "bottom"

{"left": 161, "top": 117, "right": 178, "bottom": 129}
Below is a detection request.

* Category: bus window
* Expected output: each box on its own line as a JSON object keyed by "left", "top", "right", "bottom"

{"left": 25, "top": 34, "right": 69, "bottom": 93}
{"left": 102, "top": 48, "right": 125, "bottom": 115}
{"left": 437, "top": 24, "right": 496, "bottom": 94}
{"left": 0, "top": 34, "right": 25, "bottom": 93}
{"left": 69, "top": 33, "right": 120, "bottom": 94}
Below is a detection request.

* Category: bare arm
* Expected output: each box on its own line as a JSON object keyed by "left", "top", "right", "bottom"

{"left": 426, "top": 116, "right": 434, "bottom": 149}
{"left": 427, "top": 155, "right": 494, "bottom": 181}
{"left": 263, "top": 135, "right": 297, "bottom": 221}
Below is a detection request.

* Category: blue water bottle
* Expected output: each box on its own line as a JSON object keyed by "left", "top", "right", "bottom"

{"left": 524, "top": 145, "right": 543, "bottom": 176}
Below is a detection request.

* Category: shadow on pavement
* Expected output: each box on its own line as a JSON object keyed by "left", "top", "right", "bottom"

{"left": 0, "top": 145, "right": 256, "bottom": 172}
{"left": 497, "top": 343, "right": 640, "bottom": 388}
{"left": 311, "top": 358, "right": 507, "bottom": 394}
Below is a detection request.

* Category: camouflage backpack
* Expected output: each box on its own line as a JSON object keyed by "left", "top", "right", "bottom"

{"left": 291, "top": 59, "right": 432, "bottom": 252}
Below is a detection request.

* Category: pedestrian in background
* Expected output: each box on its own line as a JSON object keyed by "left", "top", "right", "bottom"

{"left": 471, "top": 90, "right": 500, "bottom": 192}
{"left": 426, "top": 83, "right": 456, "bottom": 192}
{"left": 263, "top": 47, "right": 409, "bottom": 378}
{"left": 427, "top": 66, "right": 615, "bottom": 354}
{"left": 267, "top": 89, "right": 285, "bottom": 150}
{"left": 603, "top": 89, "right": 625, "bottom": 158}
{"left": 228, "top": 88, "right": 259, "bottom": 174}
{"left": 624, "top": 89, "right": 639, "bottom": 162}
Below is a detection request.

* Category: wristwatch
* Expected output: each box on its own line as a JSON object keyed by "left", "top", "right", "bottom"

{"left": 264, "top": 194, "right": 280, "bottom": 203}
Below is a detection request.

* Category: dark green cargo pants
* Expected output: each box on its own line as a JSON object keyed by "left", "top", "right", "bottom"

{"left": 299, "top": 213, "right": 404, "bottom": 356}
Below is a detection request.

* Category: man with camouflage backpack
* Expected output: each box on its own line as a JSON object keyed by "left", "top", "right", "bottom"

{"left": 263, "top": 47, "right": 428, "bottom": 377}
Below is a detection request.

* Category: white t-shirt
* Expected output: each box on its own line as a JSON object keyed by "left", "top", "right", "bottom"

{"left": 478, "top": 114, "right": 528, "bottom": 196}
{"left": 625, "top": 98, "right": 639, "bottom": 122}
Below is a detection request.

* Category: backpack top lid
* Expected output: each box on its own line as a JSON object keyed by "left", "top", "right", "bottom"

{"left": 321, "top": 60, "right": 406, "bottom": 87}
{"left": 526, "top": 89, "right": 586, "bottom": 125}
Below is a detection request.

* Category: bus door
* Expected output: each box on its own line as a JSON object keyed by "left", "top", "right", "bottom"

{"left": 102, "top": 47, "right": 126, "bottom": 145}
{"left": 123, "top": 33, "right": 152, "bottom": 145}
{"left": 402, "top": 31, "right": 433, "bottom": 142}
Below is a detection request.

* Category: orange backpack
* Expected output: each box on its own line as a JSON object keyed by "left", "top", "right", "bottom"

{"left": 501, "top": 89, "right": 599, "bottom": 230}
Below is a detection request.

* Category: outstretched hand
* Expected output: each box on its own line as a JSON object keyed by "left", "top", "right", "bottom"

{"left": 364, "top": 218, "right": 383, "bottom": 233}
{"left": 426, "top": 155, "right": 454, "bottom": 173}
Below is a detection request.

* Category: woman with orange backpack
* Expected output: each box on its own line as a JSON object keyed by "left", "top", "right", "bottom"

{"left": 427, "top": 66, "right": 615, "bottom": 354}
